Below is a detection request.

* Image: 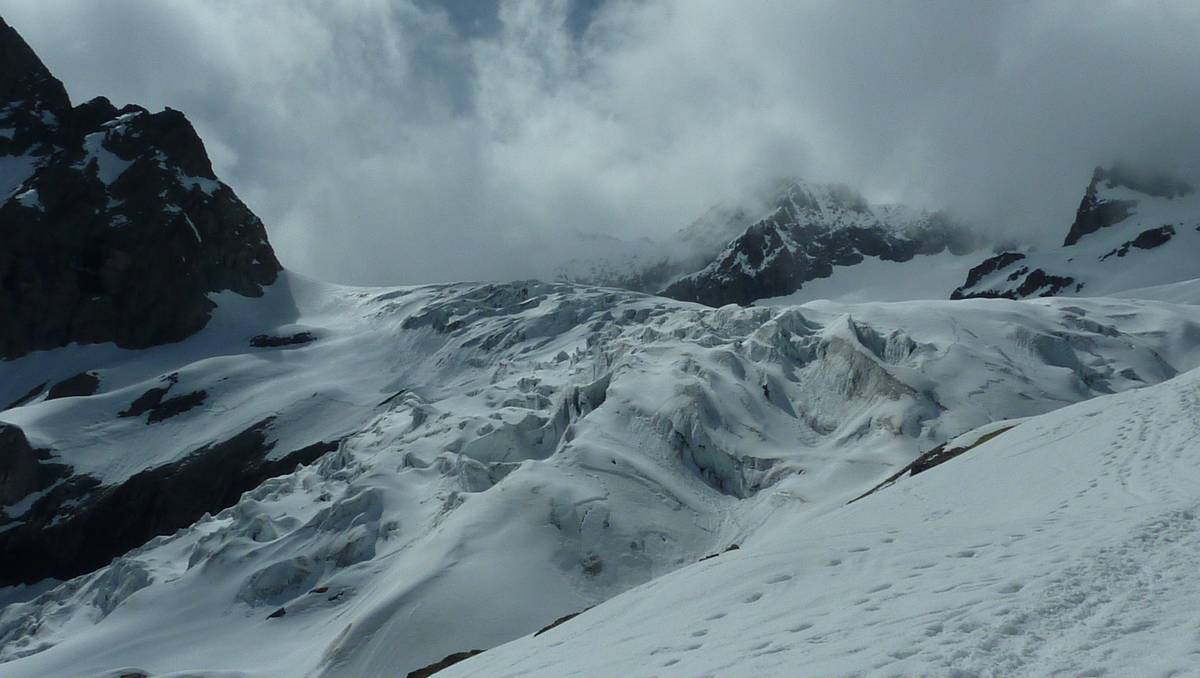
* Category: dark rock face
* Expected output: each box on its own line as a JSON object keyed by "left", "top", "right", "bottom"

{"left": 1012, "top": 269, "right": 1076, "bottom": 298}
{"left": 1129, "top": 224, "right": 1176, "bottom": 249}
{"left": 0, "top": 17, "right": 282, "bottom": 360}
{"left": 661, "top": 182, "right": 978, "bottom": 307}
{"left": 407, "top": 650, "right": 486, "bottom": 678}
{"left": 145, "top": 390, "right": 208, "bottom": 423}
{"left": 956, "top": 252, "right": 1025, "bottom": 293}
{"left": 1063, "top": 168, "right": 1139, "bottom": 246}
{"left": 0, "top": 417, "right": 341, "bottom": 586}
{"left": 45, "top": 371, "right": 100, "bottom": 400}
{"left": 953, "top": 263, "right": 1075, "bottom": 300}
{"left": 0, "top": 422, "right": 68, "bottom": 506}
{"left": 250, "top": 331, "right": 316, "bottom": 348}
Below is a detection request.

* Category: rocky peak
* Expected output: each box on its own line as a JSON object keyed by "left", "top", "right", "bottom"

{"left": 0, "top": 17, "right": 282, "bottom": 359}
{"left": 661, "top": 178, "right": 980, "bottom": 307}
{"left": 0, "top": 16, "right": 69, "bottom": 114}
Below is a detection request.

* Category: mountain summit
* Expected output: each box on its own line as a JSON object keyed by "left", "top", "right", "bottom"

{"left": 662, "top": 179, "right": 980, "bottom": 306}
{"left": 0, "top": 17, "right": 281, "bottom": 360}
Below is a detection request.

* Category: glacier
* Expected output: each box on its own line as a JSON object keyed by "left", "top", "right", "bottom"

{"left": 3, "top": 274, "right": 1200, "bottom": 676}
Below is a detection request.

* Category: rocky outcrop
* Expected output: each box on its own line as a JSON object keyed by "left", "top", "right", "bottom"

{"left": 0, "top": 17, "right": 281, "bottom": 360}
{"left": 1062, "top": 167, "right": 1142, "bottom": 246}
{"left": 1099, "top": 225, "right": 1176, "bottom": 260}
{"left": 953, "top": 262, "right": 1076, "bottom": 300}
{"left": 45, "top": 371, "right": 100, "bottom": 400}
{"left": 955, "top": 252, "right": 1025, "bottom": 294}
{"left": 0, "top": 417, "right": 341, "bottom": 586}
{"left": 662, "top": 181, "right": 979, "bottom": 307}
{"left": 0, "top": 422, "right": 68, "bottom": 506}
{"left": 849, "top": 425, "right": 1016, "bottom": 503}
{"left": 407, "top": 650, "right": 486, "bottom": 678}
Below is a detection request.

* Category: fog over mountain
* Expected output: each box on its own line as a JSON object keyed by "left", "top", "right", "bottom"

{"left": 3, "top": 0, "right": 1198, "bottom": 285}
{"left": 7, "top": 7, "right": 1200, "bottom": 676}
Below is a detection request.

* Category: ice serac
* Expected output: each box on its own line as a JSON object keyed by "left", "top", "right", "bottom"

{"left": 0, "top": 16, "right": 281, "bottom": 360}
{"left": 662, "top": 179, "right": 980, "bottom": 307}
{"left": 953, "top": 164, "right": 1199, "bottom": 300}
{"left": 440, "top": 363, "right": 1200, "bottom": 678}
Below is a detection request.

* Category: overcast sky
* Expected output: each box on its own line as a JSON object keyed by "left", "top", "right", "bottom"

{"left": 3, "top": 0, "right": 1199, "bottom": 285}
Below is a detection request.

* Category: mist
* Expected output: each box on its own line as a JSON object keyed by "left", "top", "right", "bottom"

{"left": 3, "top": 0, "right": 1198, "bottom": 285}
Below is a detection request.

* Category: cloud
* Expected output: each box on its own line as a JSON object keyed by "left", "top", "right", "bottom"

{"left": 3, "top": 0, "right": 1199, "bottom": 284}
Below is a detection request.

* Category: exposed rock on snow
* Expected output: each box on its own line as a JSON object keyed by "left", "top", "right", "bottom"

{"left": 0, "top": 422, "right": 65, "bottom": 506}
{"left": 0, "top": 410, "right": 341, "bottom": 586}
{"left": 407, "top": 650, "right": 486, "bottom": 678}
{"left": 44, "top": 371, "right": 100, "bottom": 400}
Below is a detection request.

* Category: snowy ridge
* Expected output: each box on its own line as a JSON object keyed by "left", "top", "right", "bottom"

{"left": 3, "top": 276, "right": 1200, "bottom": 676}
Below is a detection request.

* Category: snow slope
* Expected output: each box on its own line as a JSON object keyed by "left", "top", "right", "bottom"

{"left": 4, "top": 275, "right": 1200, "bottom": 676}
{"left": 446, "top": 361, "right": 1200, "bottom": 677}
{"left": 756, "top": 250, "right": 979, "bottom": 306}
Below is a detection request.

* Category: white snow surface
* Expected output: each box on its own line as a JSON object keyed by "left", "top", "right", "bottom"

{"left": 0, "top": 153, "right": 36, "bottom": 201}
{"left": 756, "top": 250, "right": 981, "bottom": 306}
{"left": 446, "top": 362, "right": 1200, "bottom": 678}
{"left": 2, "top": 274, "right": 1200, "bottom": 676}
{"left": 79, "top": 131, "right": 134, "bottom": 186}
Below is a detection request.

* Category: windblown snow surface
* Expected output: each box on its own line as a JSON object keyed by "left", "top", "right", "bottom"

{"left": 3, "top": 274, "right": 1200, "bottom": 676}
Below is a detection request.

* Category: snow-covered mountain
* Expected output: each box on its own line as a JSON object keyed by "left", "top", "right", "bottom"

{"left": 5, "top": 15, "right": 1200, "bottom": 678}
{"left": 551, "top": 179, "right": 985, "bottom": 307}
{"left": 661, "top": 179, "right": 983, "bottom": 307}
{"left": 565, "top": 165, "right": 1200, "bottom": 309}
{"left": 0, "top": 16, "right": 280, "bottom": 360}
{"left": 953, "top": 164, "right": 1200, "bottom": 300}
